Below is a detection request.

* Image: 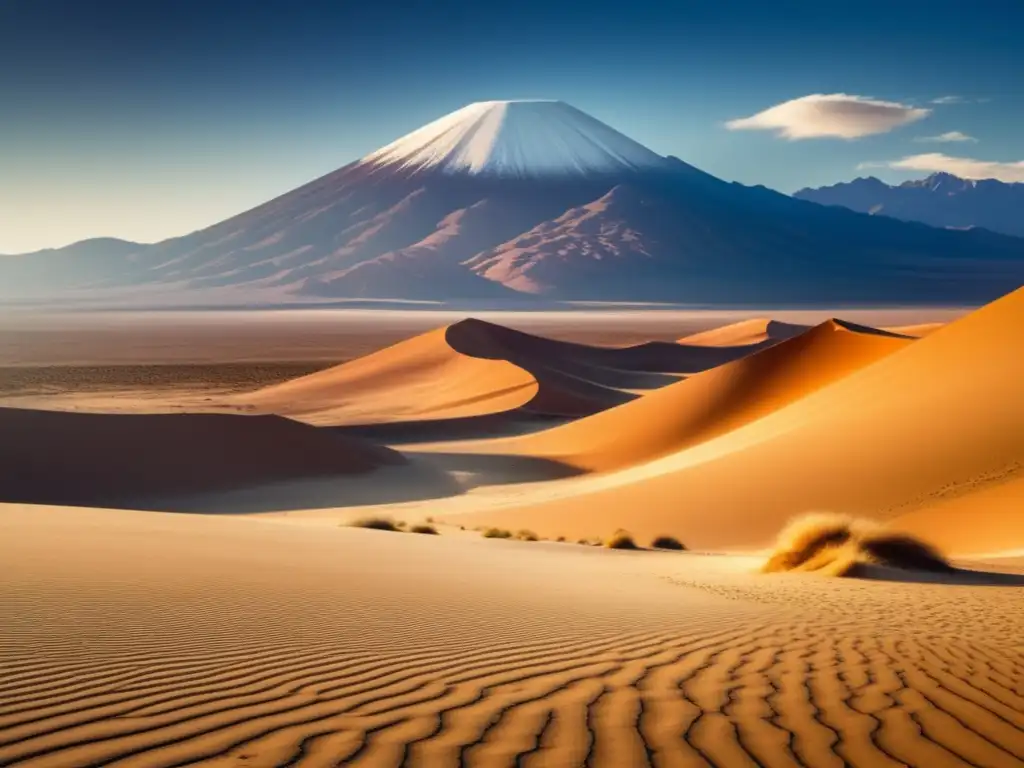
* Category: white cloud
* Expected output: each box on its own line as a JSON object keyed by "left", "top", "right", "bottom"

{"left": 914, "top": 131, "right": 977, "bottom": 143}
{"left": 725, "top": 93, "right": 931, "bottom": 139}
{"left": 885, "top": 153, "right": 1024, "bottom": 182}
{"left": 931, "top": 95, "right": 964, "bottom": 105}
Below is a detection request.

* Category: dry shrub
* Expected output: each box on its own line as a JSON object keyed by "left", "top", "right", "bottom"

{"left": 605, "top": 530, "right": 639, "bottom": 550}
{"left": 410, "top": 524, "right": 439, "bottom": 535}
{"left": 349, "top": 516, "right": 400, "bottom": 532}
{"left": 762, "top": 513, "right": 855, "bottom": 573}
{"left": 515, "top": 529, "right": 539, "bottom": 541}
{"left": 858, "top": 530, "right": 951, "bottom": 573}
{"left": 482, "top": 527, "right": 513, "bottom": 539}
{"left": 762, "top": 513, "right": 950, "bottom": 576}
{"left": 651, "top": 535, "right": 686, "bottom": 550}
{"left": 556, "top": 536, "right": 567, "bottom": 543}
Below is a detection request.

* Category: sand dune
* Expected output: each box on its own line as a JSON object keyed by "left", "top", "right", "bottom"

{"left": 454, "top": 289, "right": 1024, "bottom": 553}
{"left": 2, "top": 504, "right": 1022, "bottom": 768}
{"left": 245, "top": 318, "right": 756, "bottom": 426}
{"left": 1, "top": 301, "right": 1020, "bottom": 768}
{"left": 882, "top": 321, "right": 946, "bottom": 338}
{"left": 677, "top": 317, "right": 809, "bottom": 347}
{"left": 499, "top": 319, "right": 913, "bottom": 472}
{"left": 0, "top": 407, "right": 397, "bottom": 508}
{"left": 678, "top": 317, "right": 941, "bottom": 347}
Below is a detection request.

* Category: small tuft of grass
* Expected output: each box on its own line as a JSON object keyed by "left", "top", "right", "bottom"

{"left": 425, "top": 516, "right": 435, "bottom": 523}
{"left": 515, "top": 529, "right": 539, "bottom": 541}
{"left": 349, "top": 516, "right": 400, "bottom": 532}
{"left": 410, "top": 524, "right": 439, "bottom": 535}
{"left": 556, "top": 536, "right": 567, "bottom": 543}
{"left": 482, "top": 527, "right": 513, "bottom": 539}
{"left": 651, "top": 535, "right": 686, "bottom": 550}
{"left": 605, "top": 530, "right": 640, "bottom": 550}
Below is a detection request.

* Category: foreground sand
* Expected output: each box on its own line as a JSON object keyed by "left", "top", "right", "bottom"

{"left": 2, "top": 505, "right": 1023, "bottom": 768}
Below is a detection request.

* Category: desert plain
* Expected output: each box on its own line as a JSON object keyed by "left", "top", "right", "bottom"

{"left": 1, "top": 296, "right": 1023, "bottom": 767}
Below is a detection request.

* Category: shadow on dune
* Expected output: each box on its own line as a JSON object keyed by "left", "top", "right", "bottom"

{"left": 0, "top": 407, "right": 401, "bottom": 509}
{"left": 844, "top": 563, "right": 1024, "bottom": 586}
{"left": 409, "top": 450, "right": 585, "bottom": 489}
{"left": 142, "top": 450, "right": 582, "bottom": 514}
{"left": 143, "top": 456, "right": 466, "bottom": 513}
{"left": 445, "top": 317, "right": 760, "bottom": 375}
{"left": 0, "top": 406, "right": 577, "bottom": 514}
{"left": 335, "top": 412, "right": 569, "bottom": 444}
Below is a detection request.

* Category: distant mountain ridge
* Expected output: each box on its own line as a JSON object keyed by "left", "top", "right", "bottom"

{"left": 794, "top": 173, "right": 1024, "bottom": 238}
{"left": 3, "top": 102, "right": 1024, "bottom": 306}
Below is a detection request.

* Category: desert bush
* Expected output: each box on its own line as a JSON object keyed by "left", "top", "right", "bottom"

{"left": 556, "top": 536, "right": 567, "bottom": 542}
{"left": 410, "top": 524, "right": 439, "bottom": 535}
{"left": 651, "top": 535, "right": 686, "bottom": 550}
{"left": 762, "top": 513, "right": 854, "bottom": 573}
{"left": 349, "top": 516, "right": 400, "bottom": 532}
{"left": 605, "top": 530, "right": 639, "bottom": 550}
{"left": 482, "top": 527, "right": 513, "bottom": 539}
{"left": 515, "top": 529, "right": 539, "bottom": 541}
{"left": 858, "top": 531, "right": 951, "bottom": 572}
{"left": 762, "top": 513, "right": 950, "bottom": 576}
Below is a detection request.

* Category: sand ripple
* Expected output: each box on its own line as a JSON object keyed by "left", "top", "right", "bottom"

{"left": 1, "top": 506, "right": 1022, "bottom": 767}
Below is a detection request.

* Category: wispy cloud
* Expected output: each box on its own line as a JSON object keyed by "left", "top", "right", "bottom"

{"left": 855, "top": 161, "right": 889, "bottom": 171}
{"left": 725, "top": 93, "right": 930, "bottom": 139}
{"left": 914, "top": 131, "right": 977, "bottom": 143}
{"left": 864, "top": 153, "right": 1024, "bottom": 182}
{"left": 930, "top": 95, "right": 964, "bottom": 105}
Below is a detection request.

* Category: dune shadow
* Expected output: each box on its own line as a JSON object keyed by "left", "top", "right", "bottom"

{"left": 126, "top": 448, "right": 583, "bottom": 514}
{"left": 847, "top": 563, "right": 1024, "bottom": 586}
{"left": 409, "top": 450, "right": 584, "bottom": 490}
{"left": 131, "top": 455, "right": 468, "bottom": 514}
{"left": 334, "top": 412, "right": 570, "bottom": 444}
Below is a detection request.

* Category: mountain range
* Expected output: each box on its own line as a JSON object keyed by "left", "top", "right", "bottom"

{"left": 795, "top": 173, "right": 1024, "bottom": 239}
{"left": 4, "top": 100, "right": 1024, "bottom": 306}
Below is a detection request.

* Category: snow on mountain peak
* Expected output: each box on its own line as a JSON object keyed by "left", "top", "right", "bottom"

{"left": 361, "top": 100, "right": 670, "bottom": 178}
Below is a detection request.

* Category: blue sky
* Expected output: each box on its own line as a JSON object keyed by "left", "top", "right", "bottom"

{"left": 2, "top": 0, "right": 1022, "bottom": 252}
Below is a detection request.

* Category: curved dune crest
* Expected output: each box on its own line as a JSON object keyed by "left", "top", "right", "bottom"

{"left": 503, "top": 319, "right": 913, "bottom": 472}
{"left": 0, "top": 407, "right": 395, "bottom": 508}
{"left": 244, "top": 324, "right": 540, "bottom": 425}
{"left": 677, "top": 317, "right": 809, "bottom": 347}
{"left": 882, "top": 321, "right": 946, "bottom": 338}
{"left": 245, "top": 318, "right": 759, "bottom": 426}
{"left": 457, "top": 288, "right": 1024, "bottom": 553}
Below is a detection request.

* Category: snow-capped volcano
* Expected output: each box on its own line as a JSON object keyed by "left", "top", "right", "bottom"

{"left": 5, "top": 100, "right": 1024, "bottom": 306}
{"left": 361, "top": 100, "right": 670, "bottom": 178}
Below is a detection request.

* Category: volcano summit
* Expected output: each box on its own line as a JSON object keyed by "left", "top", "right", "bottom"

{"left": 4, "top": 100, "right": 1024, "bottom": 305}
{"left": 363, "top": 100, "right": 671, "bottom": 178}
